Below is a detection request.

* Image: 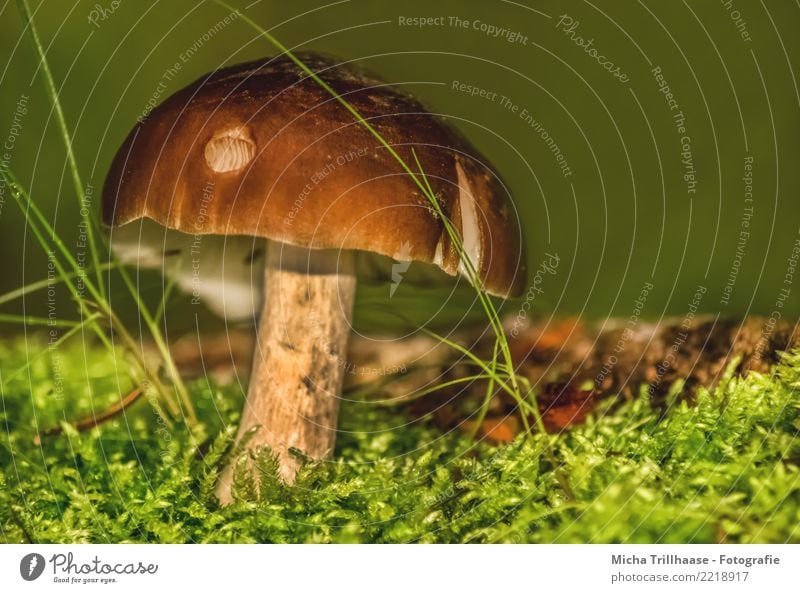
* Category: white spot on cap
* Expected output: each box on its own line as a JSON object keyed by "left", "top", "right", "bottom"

{"left": 204, "top": 127, "right": 256, "bottom": 173}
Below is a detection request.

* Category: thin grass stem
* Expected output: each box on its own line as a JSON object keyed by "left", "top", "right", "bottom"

{"left": 17, "top": 0, "right": 105, "bottom": 299}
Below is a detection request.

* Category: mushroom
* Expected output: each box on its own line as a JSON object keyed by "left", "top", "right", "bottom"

{"left": 102, "top": 53, "right": 526, "bottom": 502}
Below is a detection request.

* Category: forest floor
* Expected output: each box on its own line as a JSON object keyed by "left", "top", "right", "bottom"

{"left": 0, "top": 330, "right": 798, "bottom": 543}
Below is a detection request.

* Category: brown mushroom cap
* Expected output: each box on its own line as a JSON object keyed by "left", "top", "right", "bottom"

{"left": 102, "top": 53, "right": 526, "bottom": 297}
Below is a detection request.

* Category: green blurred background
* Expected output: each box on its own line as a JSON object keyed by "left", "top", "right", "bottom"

{"left": 1, "top": 0, "right": 798, "bottom": 331}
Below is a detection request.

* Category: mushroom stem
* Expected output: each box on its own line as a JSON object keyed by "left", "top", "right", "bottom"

{"left": 216, "top": 243, "right": 356, "bottom": 503}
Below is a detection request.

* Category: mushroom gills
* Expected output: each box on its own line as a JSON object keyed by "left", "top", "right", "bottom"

{"left": 110, "top": 219, "right": 266, "bottom": 321}
{"left": 112, "top": 220, "right": 461, "bottom": 320}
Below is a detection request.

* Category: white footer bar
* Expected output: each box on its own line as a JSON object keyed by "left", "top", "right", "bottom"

{"left": 1, "top": 544, "right": 796, "bottom": 592}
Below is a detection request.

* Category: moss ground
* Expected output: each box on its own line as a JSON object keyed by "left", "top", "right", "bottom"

{"left": 1, "top": 335, "right": 798, "bottom": 543}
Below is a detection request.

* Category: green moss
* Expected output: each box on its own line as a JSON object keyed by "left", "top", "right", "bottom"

{"left": 1, "top": 335, "right": 798, "bottom": 543}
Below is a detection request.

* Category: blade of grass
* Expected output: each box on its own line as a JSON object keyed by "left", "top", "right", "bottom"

{"left": 17, "top": 0, "right": 105, "bottom": 299}
{"left": 409, "top": 149, "right": 523, "bottom": 403}
{"left": 1, "top": 313, "right": 101, "bottom": 389}
{"left": 370, "top": 373, "right": 498, "bottom": 406}
{"left": 115, "top": 263, "right": 196, "bottom": 422}
{"left": 0, "top": 263, "right": 114, "bottom": 307}
{"left": 0, "top": 314, "right": 82, "bottom": 328}
{"left": 154, "top": 261, "right": 181, "bottom": 325}
{"left": 2, "top": 169, "right": 182, "bottom": 417}
{"left": 13, "top": 1, "right": 195, "bottom": 424}
{"left": 470, "top": 338, "right": 500, "bottom": 439}
{"left": 516, "top": 376, "right": 549, "bottom": 436}
{"left": 419, "top": 328, "right": 537, "bottom": 420}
